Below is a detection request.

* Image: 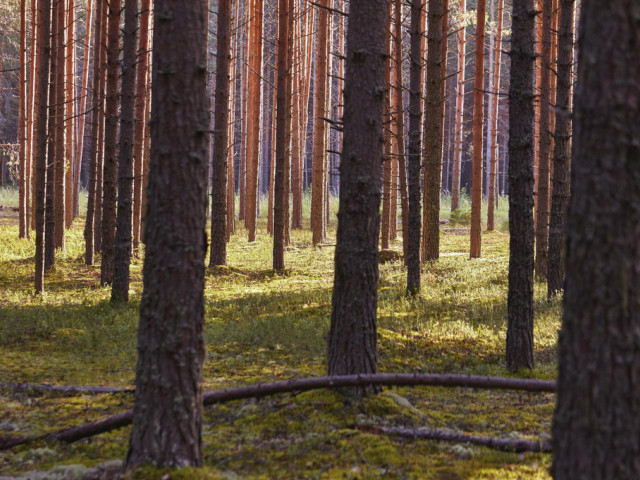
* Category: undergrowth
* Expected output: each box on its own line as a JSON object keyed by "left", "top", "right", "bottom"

{"left": 0, "top": 186, "right": 559, "bottom": 479}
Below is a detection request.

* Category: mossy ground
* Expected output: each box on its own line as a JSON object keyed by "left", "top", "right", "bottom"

{"left": 0, "top": 187, "right": 558, "bottom": 479}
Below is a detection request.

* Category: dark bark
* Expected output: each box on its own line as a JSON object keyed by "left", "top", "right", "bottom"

{"left": 327, "top": 0, "right": 389, "bottom": 398}
{"left": 546, "top": 0, "right": 574, "bottom": 298}
{"left": 34, "top": 0, "right": 52, "bottom": 293}
{"left": 84, "top": 0, "right": 104, "bottom": 266}
{"left": 421, "top": 0, "right": 448, "bottom": 261}
{"left": 406, "top": 0, "right": 423, "bottom": 294}
{"left": 506, "top": 0, "right": 536, "bottom": 370}
{"left": 53, "top": 0, "right": 66, "bottom": 250}
{"left": 125, "top": 0, "right": 209, "bottom": 469}
{"left": 111, "top": 0, "right": 138, "bottom": 302}
{"left": 100, "top": 0, "right": 121, "bottom": 285}
{"left": 551, "top": 1, "right": 640, "bottom": 478}
{"left": 273, "top": 0, "right": 291, "bottom": 270}
{"left": 210, "top": 0, "right": 231, "bottom": 267}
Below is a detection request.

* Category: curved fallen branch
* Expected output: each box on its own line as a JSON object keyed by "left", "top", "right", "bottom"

{"left": 0, "top": 383, "right": 133, "bottom": 396}
{"left": 358, "top": 425, "right": 552, "bottom": 453}
{"left": 0, "top": 373, "right": 555, "bottom": 450}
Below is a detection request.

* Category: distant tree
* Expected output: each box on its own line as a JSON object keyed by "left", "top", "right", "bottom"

{"left": 470, "top": 0, "right": 485, "bottom": 259}
{"left": 125, "top": 0, "right": 209, "bottom": 469}
{"left": 327, "top": 0, "right": 389, "bottom": 397}
{"left": 552, "top": 2, "right": 640, "bottom": 477}
{"left": 100, "top": 0, "right": 121, "bottom": 285}
{"left": 34, "top": 0, "right": 52, "bottom": 294}
{"left": 547, "top": 0, "right": 574, "bottom": 297}
{"left": 451, "top": 0, "right": 465, "bottom": 213}
{"left": 210, "top": 0, "right": 231, "bottom": 267}
{"left": 111, "top": 0, "right": 138, "bottom": 302}
{"left": 406, "top": 0, "right": 424, "bottom": 294}
{"left": 18, "top": 0, "right": 27, "bottom": 239}
{"left": 422, "top": 0, "right": 448, "bottom": 261}
{"left": 506, "top": 0, "right": 535, "bottom": 370}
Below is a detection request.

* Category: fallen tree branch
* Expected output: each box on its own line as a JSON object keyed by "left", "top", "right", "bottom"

{"left": 357, "top": 425, "right": 552, "bottom": 453}
{"left": 0, "top": 383, "right": 133, "bottom": 395}
{"left": 0, "top": 373, "right": 555, "bottom": 451}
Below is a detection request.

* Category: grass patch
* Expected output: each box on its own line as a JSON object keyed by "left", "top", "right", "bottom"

{"left": 0, "top": 187, "right": 559, "bottom": 478}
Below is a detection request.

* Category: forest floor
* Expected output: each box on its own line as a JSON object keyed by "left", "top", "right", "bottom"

{"left": 0, "top": 187, "right": 560, "bottom": 479}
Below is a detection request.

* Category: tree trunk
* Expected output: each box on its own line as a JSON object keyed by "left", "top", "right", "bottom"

{"left": 406, "top": 0, "right": 424, "bottom": 294}
{"left": 451, "top": 0, "right": 465, "bottom": 213}
{"left": 34, "top": 0, "right": 52, "bottom": 294}
{"left": 381, "top": 3, "right": 393, "bottom": 251}
{"left": 327, "top": 0, "right": 389, "bottom": 398}
{"left": 486, "top": 0, "right": 504, "bottom": 231}
{"left": 132, "top": 0, "right": 150, "bottom": 253}
{"left": 125, "top": 0, "right": 209, "bottom": 469}
{"left": 546, "top": 0, "right": 574, "bottom": 298}
{"left": 552, "top": 1, "right": 640, "bottom": 477}
{"left": 53, "top": 0, "right": 66, "bottom": 250}
{"left": 84, "top": 0, "right": 104, "bottom": 266}
{"left": 99, "top": 0, "right": 121, "bottom": 284}
{"left": 210, "top": 0, "right": 232, "bottom": 267}
{"left": 422, "top": 0, "right": 448, "bottom": 261}
{"left": 534, "top": 0, "right": 553, "bottom": 278}
{"left": 19, "top": 0, "right": 28, "bottom": 239}
{"left": 64, "top": 0, "right": 75, "bottom": 229}
{"left": 506, "top": 0, "right": 536, "bottom": 371}
{"left": 245, "top": 0, "right": 263, "bottom": 242}
{"left": 469, "top": 0, "right": 485, "bottom": 258}
{"left": 111, "top": 0, "right": 138, "bottom": 302}
{"left": 273, "top": 0, "right": 292, "bottom": 270}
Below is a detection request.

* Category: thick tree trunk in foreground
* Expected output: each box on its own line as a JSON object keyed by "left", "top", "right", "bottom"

{"left": 506, "top": 0, "right": 536, "bottom": 371}
{"left": 552, "top": 2, "right": 640, "bottom": 478}
{"left": 406, "top": 0, "right": 424, "bottom": 294}
{"left": 111, "top": 0, "right": 138, "bottom": 302}
{"left": 546, "top": 0, "right": 574, "bottom": 298}
{"left": 210, "top": 0, "right": 232, "bottom": 267}
{"left": 125, "top": 0, "right": 209, "bottom": 470}
{"left": 327, "top": 0, "right": 388, "bottom": 398}
{"left": 422, "top": 0, "right": 448, "bottom": 261}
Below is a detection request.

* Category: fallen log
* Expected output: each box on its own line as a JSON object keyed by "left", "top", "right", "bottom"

{"left": 357, "top": 425, "right": 552, "bottom": 453}
{"left": 0, "top": 383, "right": 132, "bottom": 395}
{"left": 0, "top": 373, "right": 555, "bottom": 450}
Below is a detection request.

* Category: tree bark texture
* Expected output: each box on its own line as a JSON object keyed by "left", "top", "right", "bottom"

{"left": 327, "top": 0, "right": 388, "bottom": 398}
{"left": 506, "top": 0, "right": 536, "bottom": 371}
{"left": 546, "top": 0, "right": 574, "bottom": 298}
{"left": 421, "top": 0, "right": 448, "bottom": 261}
{"left": 470, "top": 0, "right": 485, "bottom": 258}
{"left": 111, "top": 0, "right": 138, "bottom": 302}
{"left": 210, "top": 0, "right": 232, "bottom": 267}
{"left": 406, "top": 0, "right": 424, "bottom": 294}
{"left": 53, "top": 0, "right": 66, "bottom": 250}
{"left": 125, "top": 0, "right": 209, "bottom": 469}
{"left": 451, "top": 0, "right": 465, "bottom": 213}
{"left": 18, "top": 0, "right": 27, "bottom": 239}
{"left": 552, "top": 2, "right": 640, "bottom": 478}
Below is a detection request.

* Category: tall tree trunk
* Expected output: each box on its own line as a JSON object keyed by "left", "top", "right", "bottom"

{"left": 227, "top": 0, "right": 239, "bottom": 242}
{"left": 327, "top": 0, "right": 388, "bottom": 398}
{"left": 210, "top": 0, "right": 232, "bottom": 267}
{"left": 53, "top": 0, "right": 66, "bottom": 250}
{"left": 534, "top": 0, "right": 553, "bottom": 278}
{"left": 84, "top": 0, "right": 104, "bottom": 265}
{"left": 19, "top": 0, "right": 28, "bottom": 239}
{"left": 111, "top": 0, "right": 138, "bottom": 302}
{"left": 406, "top": 0, "right": 424, "bottom": 294}
{"left": 64, "top": 0, "right": 74, "bottom": 229}
{"left": 273, "top": 0, "right": 292, "bottom": 270}
{"left": 393, "top": 0, "right": 408, "bottom": 259}
{"left": 245, "top": 0, "right": 263, "bottom": 242}
{"left": 486, "top": 0, "right": 504, "bottom": 231}
{"left": 34, "top": 0, "right": 52, "bottom": 294}
{"left": 422, "top": 0, "right": 448, "bottom": 261}
{"left": 73, "top": 0, "right": 93, "bottom": 219}
{"left": 506, "top": 0, "right": 536, "bottom": 371}
{"left": 310, "top": 0, "right": 329, "bottom": 245}
{"left": 470, "top": 0, "right": 485, "bottom": 258}
{"left": 451, "top": 0, "right": 465, "bottom": 213}
{"left": 125, "top": 0, "right": 209, "bottom": 469}
{"left": 99, "top": 0, "right": 121, "bottom": 284}
{"left": 552, "top": 1, "right": 640, "bottom": 476}
{"left": 547, "top": 0, "right": 574, "bottom": 298}
{"left": 27, "top": 0, "right": 38, "bottom": 233}
{"left": 381, "top": 2, "right": 393, "bottom": 251}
